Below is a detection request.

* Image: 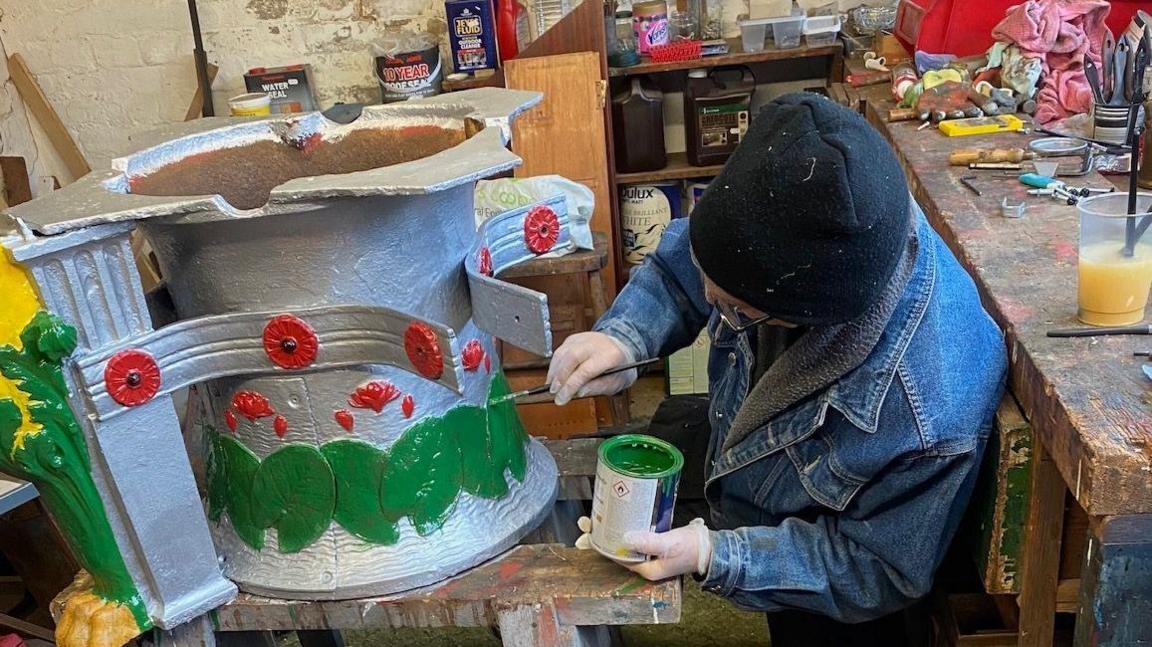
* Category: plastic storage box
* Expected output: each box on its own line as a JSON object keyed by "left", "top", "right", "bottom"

{"left": 803, "top": 15, "right": 841, "bottom": 47}
{"left": 739, "top": 9, "right": 807, "bottom": 51}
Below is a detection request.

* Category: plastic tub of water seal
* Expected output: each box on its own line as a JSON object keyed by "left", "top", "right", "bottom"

{"left": 228, "top": 92, "right": 271, "bottom": 117}
{"left": 803, "top": 15, "right": 841, "bottom": 47}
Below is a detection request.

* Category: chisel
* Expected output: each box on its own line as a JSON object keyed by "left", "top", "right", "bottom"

{"left": 1048, "top": 325, "right": 1152, "bottom": 337}
{"left": 949, "top": 148, "right": 1034, "bottom": 165}
{"left": 494, "top": 357, "right": 662, "bottom": 403}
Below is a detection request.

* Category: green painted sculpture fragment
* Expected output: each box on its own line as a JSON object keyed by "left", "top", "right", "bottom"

{"left": 207, "top": 372, "right": 531, "bottom": 552}
{"left": 0, "top": 312, "right": 151, "bottom": 630}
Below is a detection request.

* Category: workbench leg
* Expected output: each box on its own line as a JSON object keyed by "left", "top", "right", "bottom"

{"left": 297, "top": 629, "right": 346, "bottom": 647}
{"left": 1073, "top": 515, "right": 1152, "bottom": 646}
{"left": 145, "top": 615, "right": 216, "bottom": 647}
{"left": 588, "top": 268, "right": 630, "bottom": 426}
{"left": 1017, "top": 443, "right": 1066, "bottom": 647}
{"left": 496, "top": 603, "right": 598, "bottom": 647}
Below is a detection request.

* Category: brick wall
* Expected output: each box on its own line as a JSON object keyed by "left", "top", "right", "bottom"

{"left": 0, "top": 0, "right": 448, "bottom": 176}
{"left": 0, "top": 0, "right": 754, "bottom": 187}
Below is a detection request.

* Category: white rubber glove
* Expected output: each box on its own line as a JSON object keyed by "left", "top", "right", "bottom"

{"left": 622, "top": 518, "right": 713, "bottom": 581}
{"left": 574, "top": 516, "right": 712, "bottom": 580}
{"left": 547, "top": 331, "right": 638, "bottom": 406}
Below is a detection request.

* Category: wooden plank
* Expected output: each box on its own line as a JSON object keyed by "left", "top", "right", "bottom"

{"left": 542, "top": 438, "right": 600, "bottom": 478}
{"left": 505, "top": 51, "right": 617, "bottom": 307}
{"left": 972, "top": 395, "right": 1033, "bottom": 595}
{"left": 8, "top": 53, "right": 90, "bottom": 179}
{"left": 1074, "top": 515, "right": 1152, "bottom": 646}
{"left": 615, "top": 151, "right": 725, "bottom": 185}
{"left": 609, "top": 39, "right": 841, "bottom": 77}
{"left": 0, "top": 612, "right": 54, "bottom": 641}
{"left": 442, "top": 69, "right": 504, "bottom": 93}
{"left": 1017, "top": 443, "right": 1066, "bottom": 647}
{"left": 184, "top": 62, "right": 219, "bottom": 121}
{"left": 1055, "top": 578, "right": 1080, "bottom": 613}
{"left": 209, "top": 545, "right": 680, "bottom": 632}
{"left": 496, "top": 604, "right": 593, "bottom": 647}
{"left": 860, "top": 87, "right": 1152, "bottom": 517}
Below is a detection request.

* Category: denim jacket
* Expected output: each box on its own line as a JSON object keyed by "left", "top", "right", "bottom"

{"left": 594, "top": 202, "right": 1007, "bottom": 622}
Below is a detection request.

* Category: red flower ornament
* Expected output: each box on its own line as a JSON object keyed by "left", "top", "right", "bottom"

{"left": 484, "top": 354, "right": 492, "bottom": 373}
{"left": 478, "top": 246, "right": 493, "bottom": 276}
{"left": 263, "top": 314, "right": 318, "bottom": 369}
{"left": 224, "top": 409, "right": 238, "bottom": 433}
{"left": 401, "top": 394, "right": 415, "bottom": 419}
{"left": 461, "top": 340, "right": 485, "bottom": 372}
{"left": 231, "top": 391, "right": 275, "bottom": 420}
{"left": 105, "top": 350, "right": 161, "bottom": 407}
{"left": 403, "top": 321, "right": 443, "bottom": 380}
{"left": 524, "top": 205, "right": 560, "bottom": 254}
{"left": 273, "top": 415, "right": 289, "bottom": 438}
{"left": 334, "top": 410, "right": 355, "bottom": 432}
{"left": 348, "top": 380, "right": 401, "bottom": 413}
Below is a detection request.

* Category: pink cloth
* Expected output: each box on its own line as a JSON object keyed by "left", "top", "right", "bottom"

{"left": 992, "top": 0, "right": 1112, "bottom": 124}
{"left": 0, "top": 635, "right": 26, "bottom": 647}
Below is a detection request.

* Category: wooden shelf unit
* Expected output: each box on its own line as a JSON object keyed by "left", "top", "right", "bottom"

{"left": 610, "top": 38, "right": 842, "bottom": 78}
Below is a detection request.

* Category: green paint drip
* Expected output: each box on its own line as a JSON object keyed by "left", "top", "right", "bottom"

{"left": 0, "top": 312, "right": 151, "bottom": 630}
{"left": 209, "top": 372, "right": 530, "bottom": 551}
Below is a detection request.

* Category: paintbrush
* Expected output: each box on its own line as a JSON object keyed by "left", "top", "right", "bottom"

{"left": 494, "top": 357, "right": 662, "bottom": 403}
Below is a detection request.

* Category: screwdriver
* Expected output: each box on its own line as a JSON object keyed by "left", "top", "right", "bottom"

{"left": 949, "top": 148, "right": 1035, "bottom": 166}
{"left": 493, "top": 357, "right": 662, "bottom": 403}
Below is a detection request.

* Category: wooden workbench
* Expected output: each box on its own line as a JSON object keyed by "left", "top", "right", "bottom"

{"left": 859, "top": 88, "right": 1152, "bottom": 646}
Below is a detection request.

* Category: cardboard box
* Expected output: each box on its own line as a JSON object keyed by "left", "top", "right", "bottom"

{"left": 243, "top": 65, "right": 317, "bottom": 114}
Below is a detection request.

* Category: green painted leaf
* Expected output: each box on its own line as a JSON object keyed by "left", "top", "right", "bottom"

{"left": 217, "top": 435, "right": 265, "bottom": 550}
{"left": 452, "top": 405, "right": 508, "bottom": 499}
{"left": 251, "top": 444, "right": 335, "bottom": 553}
{"left": 381, "top": 419, "right": 462, "bottom": 536}
{"left": 320, "top": 440, "right": 398, "bottom": 545}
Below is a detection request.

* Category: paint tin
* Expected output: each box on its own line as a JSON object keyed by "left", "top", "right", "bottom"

{"left": 632, "top": 0, "right": 669, "bottom": 55}
{"left": 687, "top": 180, "right": 709, "bottom": 214}
{"left": 620, "top": 182, "right": 681, "bottom": 264}
{"left": 376, "top": 34, "right": 444, "bottom": 103}
{"left": 591, "top": 434, "right": 683, "bottom": 563}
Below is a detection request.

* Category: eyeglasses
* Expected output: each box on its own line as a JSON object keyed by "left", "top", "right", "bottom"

{"left": 716, "top": 301, "right": 773, "bottom": 333}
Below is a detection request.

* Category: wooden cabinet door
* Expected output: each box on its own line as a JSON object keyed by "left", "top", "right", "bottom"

{"left": 504, "top": 51, "right": 617, "bottom": 294}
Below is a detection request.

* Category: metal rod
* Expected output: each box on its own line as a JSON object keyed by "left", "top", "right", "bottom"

{"left": 188, "top": 0, "right": 214, "bottom": 118}
{"left": 1048, "top": 324, "right": 1152, "bottom": 337}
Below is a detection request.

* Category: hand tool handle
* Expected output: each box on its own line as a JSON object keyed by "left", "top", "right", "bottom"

{"left": 949, "top": 148, "right": 1029, "bottom": 165}
{"left": 501, "top": 357, "right": 663, "bottom": 401}
{"left": 1019, "top": 173, "right": 1058, "bottom": 189}
{"left": 1085, "top": 58, "right": 1105, "bottom": 104}
{"left": 1047, "top": 325, "right": 1152, "bottom": 337}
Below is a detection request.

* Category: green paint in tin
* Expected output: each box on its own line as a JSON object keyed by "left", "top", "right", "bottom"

{"left": 590, "top": 434, "right": 683, "bottom": 563}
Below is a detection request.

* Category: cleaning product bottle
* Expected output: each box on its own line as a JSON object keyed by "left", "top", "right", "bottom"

{"left": 496, "top": 0, "right": 521, "bottom": 62}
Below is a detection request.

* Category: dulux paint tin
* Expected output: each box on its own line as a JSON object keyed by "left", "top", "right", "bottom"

{"left": 620, "top": 182, "right": 682, "bottom": 264}
{"left": 590, "top": 434, "right": 684, "bottom": 563}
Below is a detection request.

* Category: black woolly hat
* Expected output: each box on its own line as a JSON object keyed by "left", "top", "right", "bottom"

{"left": 689, "top": 93, "right": 910, "bottom": 326}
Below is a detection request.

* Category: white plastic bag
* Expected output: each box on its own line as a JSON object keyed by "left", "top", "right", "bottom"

{"left": 474, "top": 175, "right": 595, "bottom": 252}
